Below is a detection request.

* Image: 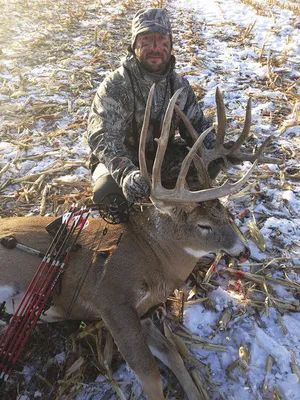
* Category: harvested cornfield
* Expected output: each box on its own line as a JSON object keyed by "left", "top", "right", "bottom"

{"left": 0, "top": 0, "right": 299, "bottom": 399}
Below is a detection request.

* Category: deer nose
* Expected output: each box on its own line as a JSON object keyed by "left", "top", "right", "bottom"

{"left": 238, "top": 246, "right": 251, "bottom": 263}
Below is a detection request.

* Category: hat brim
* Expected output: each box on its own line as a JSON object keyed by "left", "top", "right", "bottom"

{"left": 135, "top": 24, "right": 170, "bottom": 36}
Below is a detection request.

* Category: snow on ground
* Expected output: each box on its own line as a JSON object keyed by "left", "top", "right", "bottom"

{"left": 170, "top": 1, "right": 300, "bottom": 399}
{"left": 0, "top": 0, "right": 299, "bottom": 399}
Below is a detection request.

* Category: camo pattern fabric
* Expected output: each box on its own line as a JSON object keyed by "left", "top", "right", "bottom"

{"left": 131, "top": 8, "right": 172, "bottom": 48}
{"left": 122, "top": 169, "right": 151, "bottom": 203}
{"left": 88, "top": 53, "right": 214, "bottom": 188}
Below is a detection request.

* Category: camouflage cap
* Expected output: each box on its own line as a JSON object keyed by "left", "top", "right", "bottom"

{"left": 131, "top": 8, "right": 172, "bottom": 48}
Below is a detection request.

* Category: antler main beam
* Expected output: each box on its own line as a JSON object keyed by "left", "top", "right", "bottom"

{"left": 152, "top": 160, "right": 258, "bottom": 203}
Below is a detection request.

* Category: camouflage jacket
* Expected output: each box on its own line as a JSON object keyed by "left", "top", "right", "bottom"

{"left": 88, "top": 52, "right": 212, "bottom": 186}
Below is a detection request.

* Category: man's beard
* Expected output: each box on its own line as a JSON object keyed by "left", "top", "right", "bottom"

{"left": 140, "top": 51, "right": 170, "bottom": 73}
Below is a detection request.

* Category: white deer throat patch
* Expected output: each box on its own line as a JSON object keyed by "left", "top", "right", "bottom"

{"left": 184, "top": 247, "right": 208, "bottom": 258}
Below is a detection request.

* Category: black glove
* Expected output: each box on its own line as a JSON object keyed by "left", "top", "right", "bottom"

{"left": 122, "top": 170, "right": 151, "bottom": 204}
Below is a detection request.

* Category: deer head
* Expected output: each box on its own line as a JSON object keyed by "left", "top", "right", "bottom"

{"left": 136, "top": 84, "right": 283, "bottom": 262}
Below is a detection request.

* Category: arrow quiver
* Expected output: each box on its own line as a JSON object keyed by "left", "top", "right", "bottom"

{"left": 0, "top": 206, "right": 90, "bottom": 385}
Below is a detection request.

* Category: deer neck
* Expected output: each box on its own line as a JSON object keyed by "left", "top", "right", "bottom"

{"left": 129, "top": 207, "right": 203, "bottom": 284}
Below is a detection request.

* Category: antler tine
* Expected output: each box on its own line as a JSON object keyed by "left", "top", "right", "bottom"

{"left": 138, "top": 83, "right": 155, "bottom": 185}
{"left": 251, "top": 135, "right": 282, "bottom": 163}
{"left": 174, "top": 104, "right": 198, "bottom": 143}
{"left": 228, "top": 134, "right": 284, "bottom": 164}
{"left": 192, "top": 154, "right": 212, "bottom": 188}
{"left": 173, "top": 104, "right": 215, "bottom": 187}
{"left": 228, "top": 97, "right": 252, "bottom": 153}
{"left": 175, "top": 126, "right": 214, "bottom": 191}
{"left": 215, "top": 87, "right": 227, "bottom": 148}
{"left": 152, "top": 87, "right": 184, "bottom": 189}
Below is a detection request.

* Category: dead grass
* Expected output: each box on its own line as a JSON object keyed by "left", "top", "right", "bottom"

{"left": 240, "top": 0, "right": 300, "bottom": 16}
{"left": 0, "top": 0, "right": 299, "bottom": 399}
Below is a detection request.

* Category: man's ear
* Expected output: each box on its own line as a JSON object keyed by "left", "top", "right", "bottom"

{"left": 128, "top": 45, "right": 135, "bottom": 53}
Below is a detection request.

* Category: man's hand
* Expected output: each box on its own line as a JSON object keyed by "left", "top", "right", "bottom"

{"left": 122, "top": 170, "right": 151, "bottom": 204}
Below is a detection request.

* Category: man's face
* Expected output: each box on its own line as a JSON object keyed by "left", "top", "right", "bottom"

{"left": 134, "top": 32, "right": 172, "bottom": 74}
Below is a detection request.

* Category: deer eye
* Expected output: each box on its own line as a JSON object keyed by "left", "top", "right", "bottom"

{"left": 197, "top": 224, "right": 212, "bottom": 233}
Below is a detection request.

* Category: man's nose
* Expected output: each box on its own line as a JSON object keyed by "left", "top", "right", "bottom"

{"left": 150, "top": 38, "right": 157, "bottom": 49}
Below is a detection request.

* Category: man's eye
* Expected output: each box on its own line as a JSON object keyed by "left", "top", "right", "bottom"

{"left": 160, "top": 40, "right": 170, "bottom": 47}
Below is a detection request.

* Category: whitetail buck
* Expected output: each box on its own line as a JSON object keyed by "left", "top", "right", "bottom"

{"left": 0, "top": 86, "right": 280, "bottom": 399}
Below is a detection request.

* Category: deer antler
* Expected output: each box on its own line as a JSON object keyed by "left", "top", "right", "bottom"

{"left": 139, "top": 85, "right": 282, "bottom": 204}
